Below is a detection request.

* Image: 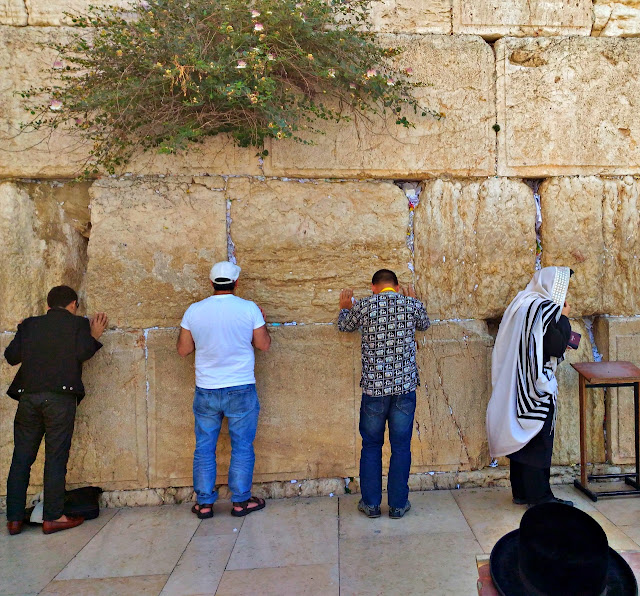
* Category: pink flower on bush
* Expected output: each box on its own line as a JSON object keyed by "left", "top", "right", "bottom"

{"left": 365, "top": 68, "right": 377, "bottom": 78}
{"left": 405, "top": 67, "right": 413, "bottom": 75}
{"left": 251, "top": 9, "right": 260, "bottom": 18}
{"left": 49, "top": 100, "right": 63, "bottom": 111}
{"left": 254, "top": 22, "right": 264, "bottom": 31}
{"left": 236, "top": 60, "right": 247, "bottom": 69}
{"left": 52, "top": 60, "right": 63, "bottom": 70}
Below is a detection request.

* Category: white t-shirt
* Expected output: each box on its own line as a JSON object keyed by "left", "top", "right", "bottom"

{"left": 180, "top": 294, "right": 266, "bottom": 390}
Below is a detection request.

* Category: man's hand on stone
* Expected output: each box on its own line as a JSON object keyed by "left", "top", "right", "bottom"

{"left": 90, "top": 312, "right": 108, "bottom": 340}
{"left": 400, "top": 284, "right": 417, "bottom": 298}
{"left": 340, "top": 289, "right": 354, "bottom": 310}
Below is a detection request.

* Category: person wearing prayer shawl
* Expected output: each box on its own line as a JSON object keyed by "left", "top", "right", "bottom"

{"left": 486, "top": 266, "right": 574, "bottom": 507}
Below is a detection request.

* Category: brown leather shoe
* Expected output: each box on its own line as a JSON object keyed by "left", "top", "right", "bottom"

{"left": 7, "top": 521, "right": 23, "bottom": 535}
{"left": 42, "top": 516, "right": 84, "bottom": 534}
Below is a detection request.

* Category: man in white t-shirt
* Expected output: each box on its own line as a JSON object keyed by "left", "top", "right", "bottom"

{"left": 177, "top": 261, "right": 271, "bottom": 519}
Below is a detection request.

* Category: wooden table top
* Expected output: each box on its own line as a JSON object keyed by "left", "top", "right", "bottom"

{"left": 572, "top": 361, "right": 640, "bottom": 384}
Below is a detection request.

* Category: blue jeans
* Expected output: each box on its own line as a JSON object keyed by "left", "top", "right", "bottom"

{"left": 359, "top": 391, "right": 416, "bottom": 509}
{"left": 193, "top": 384, "right": 260, "bottom": 504}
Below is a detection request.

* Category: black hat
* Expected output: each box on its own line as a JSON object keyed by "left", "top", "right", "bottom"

{"left": 490, "top": 502, "right": 638, "bottom": 596}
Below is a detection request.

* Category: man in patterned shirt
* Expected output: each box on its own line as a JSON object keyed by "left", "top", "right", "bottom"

{"left": 338, "top": 269, "right": 430, "bottom": 519}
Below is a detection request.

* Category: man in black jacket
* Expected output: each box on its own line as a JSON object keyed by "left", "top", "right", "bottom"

{"left": 4, "top": 286, "right": 107, "bottom": 535}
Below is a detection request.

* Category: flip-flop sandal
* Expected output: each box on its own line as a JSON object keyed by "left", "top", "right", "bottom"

{"left": 231, "top": 496, "right": 266, "bottom": 517}
{"left": 191, "top": 503, "right": 214, "bottom": 519}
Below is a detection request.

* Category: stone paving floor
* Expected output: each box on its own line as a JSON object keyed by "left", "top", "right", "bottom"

{"left": 2, "top": 484, "right": 640, "bottom": 595}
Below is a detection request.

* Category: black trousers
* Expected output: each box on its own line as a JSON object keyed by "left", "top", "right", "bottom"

{"left": 510, "top": 459, "right": 554, "bottom": 504}
{"left": 6, "top": 392, "right": 76, "bottom": 522}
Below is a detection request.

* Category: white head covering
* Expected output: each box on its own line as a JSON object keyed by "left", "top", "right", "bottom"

{"left": 486, "top": 267, "right": 571, "bottom": 458}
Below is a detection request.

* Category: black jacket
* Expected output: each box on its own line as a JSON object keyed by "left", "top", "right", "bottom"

{"left": 543, "top": 314, "right": 572, "bottom": 363}
{"left": 4, "top": 309, "right": 102, "bottom": 402}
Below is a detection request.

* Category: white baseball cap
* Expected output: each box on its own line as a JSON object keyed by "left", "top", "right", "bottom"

{"left": 209, "top": 261, "right": 241, "bottom": 283}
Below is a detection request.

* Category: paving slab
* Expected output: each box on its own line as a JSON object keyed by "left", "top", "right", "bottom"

{"left": 160, "top": 535, "right": 236, "bottom": 596}
{"left": 226, "top": 497, "right": 338, "bottom": 571}
{"left": 339, "top": 491, "right": 472, "bottom": 539}
{"left": 451, "top": 487, "right": 525, "bottom": 553}
{"left": 0, "top": 510, "right": 117, "bottom": 595}
{"left": 40, "top": 575, "right": 168, "bottom": 596}
{"left": 339, "top": 532, "right": 481, "bottom": 596}
{"left": 56, "top": 505, "right": 199, "bottom": 580}
{"left": 217, "top": 564, "right": 339, "bottom": 596}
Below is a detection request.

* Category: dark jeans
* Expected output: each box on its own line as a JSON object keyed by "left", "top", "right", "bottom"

{"left": 359, "top": 391, "right": 416, "bottom": 509}
{"left": 509, "top": 459, "right": 553, "bottom": 504}
{"left": 6, "top": 392, "right": 76, "bottom": 522}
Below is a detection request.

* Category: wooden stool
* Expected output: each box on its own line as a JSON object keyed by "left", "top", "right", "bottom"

{"left": 572, "top": 361, "right": 640, "bottom": 501}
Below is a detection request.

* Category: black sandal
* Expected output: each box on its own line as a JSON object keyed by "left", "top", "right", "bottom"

{"left": 191, "top": 503, "right": 214, "bottom": 519}
{"left": 231, "top": 496, "right": 266, "bottom": 517}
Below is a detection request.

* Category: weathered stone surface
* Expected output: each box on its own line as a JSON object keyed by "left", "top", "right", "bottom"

{"left": 0, "top": 331, "right": 148, "bottom": 495}
{"left": 413, "top": 178, "right": 536, "bottom": 321}
{"left": 540, "top": 176, "right": 640, "bottom": 317}
{"left": 146, "top": 326, "right": 359, "bottom": 488}
{"left": 125, "top": 138, "right": 263, "bottom": 177}
{"left": 0, "top": 182, "right": 87, "bottom": 332}
{"left": 0, "top": 0, "right": 28, "bottom": 25}
{"left": 496, "top": 37, "right": 640, "bottom": 177}
{"left": 370, "top": 0, "right": 451, "bottom": 33}
{"left": 25, "top": 0, "right": 128, "bottom": 26}
{"left": 453, "top": 0, "right": 592, "bottom": 38}
{"left": 0, "top": 27, "right": 93, "bottom": 179}
{"left": 594, "top": 317, "right": 640, "bottom": 464}
{"left": 229, "top": 178, "right": 412, "bottom": 324}
{"left": 0, "top": 26, "right": 262, "bottom": 178}
{"left": 67, "top": 330, "right": 148, "bottom": 489}
{"left": 85, "top": 178, "right": 227, "bottom": 329}
{"left": 552, "top": 320, "right": 605, "bottom": 465}
{"left": 593, "top": 1, "right": 640, "bottom": 37}
{"left": 409, "top": 320, "right": 494, "bottom": 471}
{"left": 266, "top": 35, "right": 495, "bottom": 179}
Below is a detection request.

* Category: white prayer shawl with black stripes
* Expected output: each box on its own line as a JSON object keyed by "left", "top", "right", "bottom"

{"left": 486, "top": 267, "right": 571, "bottom": 458}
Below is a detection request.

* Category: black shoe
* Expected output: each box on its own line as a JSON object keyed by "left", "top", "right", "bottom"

{"left": 389, "top": 501, "right": 411, "bottom": 519}
{"left": 358, "top": 499, "right": 381, "bottom": 518}
{"left": 527, "top": 497, "right": 574, "bottom": 509}
{"left": 512, "top": 497, "right": 528, "bottom": 505}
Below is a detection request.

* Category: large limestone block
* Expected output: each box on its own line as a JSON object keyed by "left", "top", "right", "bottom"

{"left": 266, "top": 35, "right": 496, "bottom": 179}
{"left": 0, "top": 26, "right": 263, "bottom": 178}
{"left": 85, "top": 178, "right": 227, "bottom": 329}
{"left": 0, "top": 331, "right": 148, "bottom": 495}
{"left": 0, "top": 0, "right": 27, "bottom": 25}
{"left": 0, "top": 27, "right": 92, "bottom": 178}
{"left": 594, "top": 317, "right": 640, "bottom": 463}
{"left": 452, "top": 0, "right": 592, "bottom": 39}
{"left": 413, "top": 178, "right": 536, "bottom": 321}
{"left": 540, "top": 177, "right": 640, "bottom": 317}
{"left": 67, "top": 330, "right": 149, "bottom": 489}
{"left": 409, "top": 320, "right": 494, "bottom": 471}
{"left": 370, "top": 0, "right": 451, "bottom": 33}
{"left": 552, "top": 320, "right": 605, "bottom": 465}
{"left": 593, "top": 1, "right": 640, "bottom": 37}
{"left": 25, "top": 0, "right": 128, "bottom": 26}
{"left": 496, "top": 37, "right": 640, "bottom": 177}
{"left": 229, "top": 178, "right": 412, "bottom": 324}
{"left": 0, "top": 182, "right": 87, "bottom": 332}
{"left": 146, "top": 326, "right": 359, "bottom": 488}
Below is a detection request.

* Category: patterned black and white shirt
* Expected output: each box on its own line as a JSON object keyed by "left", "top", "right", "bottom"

{"left": 338, "top": 292, "right": 430, "bottom": 397}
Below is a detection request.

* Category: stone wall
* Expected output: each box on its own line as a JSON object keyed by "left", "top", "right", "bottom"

{"left": 2, "top": 1, "right": 640, "bottom": 500}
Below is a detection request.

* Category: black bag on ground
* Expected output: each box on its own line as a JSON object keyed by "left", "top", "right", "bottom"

{"left": 63, "top": 486, "right": 103, "bottom": 520}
